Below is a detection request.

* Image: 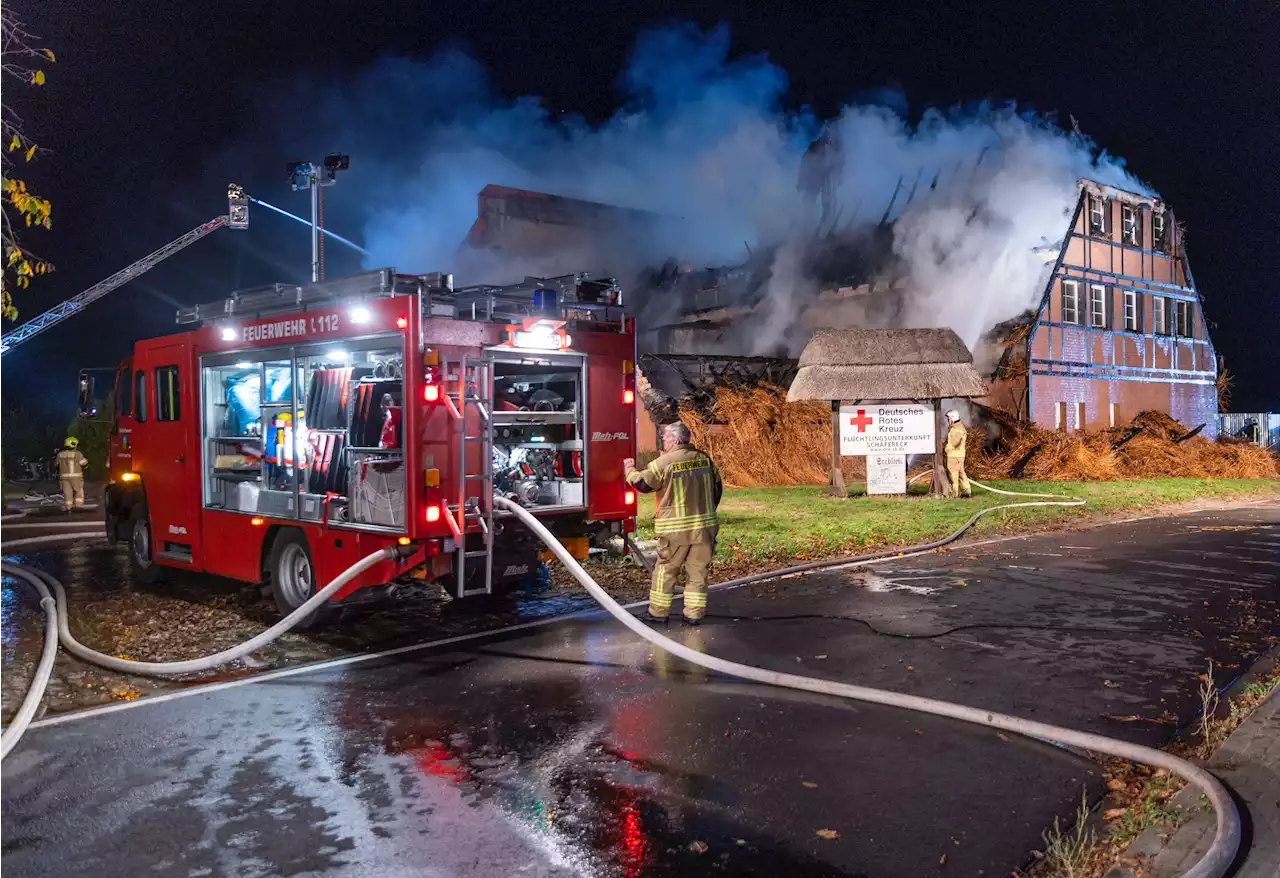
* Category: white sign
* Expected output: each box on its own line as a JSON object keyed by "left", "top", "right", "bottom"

{"left": 839, "top": 404, "right": 935, "bottom": 455}
{"left": 866, "top": 454, "right": 907, "bottom": 495}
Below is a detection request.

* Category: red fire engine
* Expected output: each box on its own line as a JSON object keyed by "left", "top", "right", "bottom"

{"left": 84, "top": 269, "right": 638, "bottom": 626}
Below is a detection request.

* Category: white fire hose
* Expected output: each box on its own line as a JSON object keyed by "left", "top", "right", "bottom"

{"left": 0, "top": 486, "right": 1240, "bottom": 877}
{"left": 1, "top": 538, "right": 402, "bottom": 758}
{"left": 494, "top": 492, "right": 1241, "bottom": 878}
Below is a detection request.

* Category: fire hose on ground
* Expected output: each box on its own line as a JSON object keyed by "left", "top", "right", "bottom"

{"left": 0, "top": 542, "right": 405, "bottom": 759}
{"left": 0, "top": 482, "right": 1240, "bottom": 877}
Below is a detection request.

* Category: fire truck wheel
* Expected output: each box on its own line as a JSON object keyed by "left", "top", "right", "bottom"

{"left": 267, "top": 530, "right": 336, "bottom": 629}
{"left": 128, "top": 505, "right": 168, "bottom": 585}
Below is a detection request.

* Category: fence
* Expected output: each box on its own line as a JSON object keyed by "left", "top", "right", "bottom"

{"left": 1216, "top": 413, "right": 1280, "bottom": 449}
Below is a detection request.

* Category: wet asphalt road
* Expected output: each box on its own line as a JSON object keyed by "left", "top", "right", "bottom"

{"left": 2, "top": 502, "right": 1278, "bottom": 877}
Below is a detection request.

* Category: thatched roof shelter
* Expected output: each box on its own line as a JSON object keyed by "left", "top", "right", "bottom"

{"left": 787, "top": 328, "right": 988, "bottom": 402}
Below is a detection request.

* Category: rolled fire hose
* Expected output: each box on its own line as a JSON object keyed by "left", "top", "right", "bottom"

{"left": 2, "top": 490, "right": 1240, "bottom": 877}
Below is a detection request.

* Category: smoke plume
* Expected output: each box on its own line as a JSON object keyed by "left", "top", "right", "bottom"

{"left": 261, "top": 22, "right": 1151, "bottom": 353}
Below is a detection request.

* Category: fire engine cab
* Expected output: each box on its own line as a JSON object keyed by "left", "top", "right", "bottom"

{"left": 86, "top": 268, "right": 639, "bottom": 626}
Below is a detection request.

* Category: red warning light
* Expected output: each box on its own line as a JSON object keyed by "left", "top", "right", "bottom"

{"left": 622, "top": 389, "right": 634, "bottom": 404}
{"left": 396, "top": 315, "right": 408, "bottom": 330}
{"left": 425, "top": 504, "right": 442, "bottom": 523}
{"left": 424, "top": 384, "right": 440, "bottom": 402}
{"left": 624, "top": 490, "right": 635, "bottom": 506}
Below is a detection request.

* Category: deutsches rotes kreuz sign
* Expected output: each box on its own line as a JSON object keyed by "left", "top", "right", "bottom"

{"left": 839, "top": 404, "right": 935, "bottom": 455}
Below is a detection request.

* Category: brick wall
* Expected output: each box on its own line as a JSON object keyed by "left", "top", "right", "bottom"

{"left": 1030, "top": 374, "right": 1218, "bottom": 436}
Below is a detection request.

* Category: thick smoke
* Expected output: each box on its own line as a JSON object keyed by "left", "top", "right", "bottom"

{"left": 746, "top": 107, "right": 1151, "bottom": 355}
{"left": 276, "top": 23, "right": 1150, "bottom": 353}
{"left": 339, "top": 24, "right": 813, "bottom": 281}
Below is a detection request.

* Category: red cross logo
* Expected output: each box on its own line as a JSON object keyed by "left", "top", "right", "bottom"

{"left": 848, "top": 409, "right": 874, "bottom": 432}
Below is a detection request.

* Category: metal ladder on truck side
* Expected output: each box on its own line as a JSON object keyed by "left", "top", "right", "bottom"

{"left": 444, "top": 356, "right": 494, "bottom": 598}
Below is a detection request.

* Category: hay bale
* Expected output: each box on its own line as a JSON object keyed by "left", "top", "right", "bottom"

{"left": 1130, "top": 410, "right": 1186, "bottom": 441}
{"left": 679, "top": 384, "right": 864, "bottom": 488}
{"left": 972, "top": 413, "right": 1278, "bottom": 481}
{"left": 679, "top": 385, "right": 1278, "bottom": 486}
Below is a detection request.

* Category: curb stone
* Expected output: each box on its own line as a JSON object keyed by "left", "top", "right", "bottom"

{"left": 1105, "top": 647, "right": 1280, "bottom": 878}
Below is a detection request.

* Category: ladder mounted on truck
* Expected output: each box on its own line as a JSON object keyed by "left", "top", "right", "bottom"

{"left": 441, "top": 356, "right": 496, "bottom": 598}
{"left": 1, "top": 185, "right": 249, "bottom": 356}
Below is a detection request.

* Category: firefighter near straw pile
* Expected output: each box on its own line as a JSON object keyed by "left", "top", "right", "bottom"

{"left": 624, "top": 421, "right": 724, "bottom": 625}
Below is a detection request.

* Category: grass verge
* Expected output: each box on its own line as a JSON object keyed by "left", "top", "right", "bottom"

{"left": 632, "top": 478, "right": 1278, "bottom": 563}
{"left": 1026, "top": 658, "right": 1280, "bottom": 878}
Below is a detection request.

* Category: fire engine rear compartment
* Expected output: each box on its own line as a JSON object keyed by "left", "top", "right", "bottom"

{"left": 200, "top": 334, "right": 408, "bottom": 531}
{"left": 489, "top": 354, "right": 587, "bottom": 513}
{"left": 198, "top": 340, "right": 592, "bottom": 539}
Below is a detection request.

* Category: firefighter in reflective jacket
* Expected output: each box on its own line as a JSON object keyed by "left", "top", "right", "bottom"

{"left": 57, "top": 437, "right": 89, "bottom": 511}
{"left": 944, "top": 409, "right": 972, "bottom": 498}
{"left": 623, "top": 422, "right": 723, "bottom": 626}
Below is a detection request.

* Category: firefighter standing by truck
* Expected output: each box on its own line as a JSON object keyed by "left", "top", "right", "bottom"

{"left": 944, "top": 409, "right": 972, "bottom": 498}
{"left": 56, "top": 437, "right": 89, "bottom": 512}
{"left": 623, "top": 422, "right": 723, "bottom": 626}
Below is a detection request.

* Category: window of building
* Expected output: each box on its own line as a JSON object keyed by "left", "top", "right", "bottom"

{"left": 1152, "top": 210, "right": 1169, "bottom": 252}
{"left": 1075, "top": 402, "right": 1086, "bottom": 432}
{"left": 1122, "top": 290, "right": 1140, "bottom": 332}
{"left": 1056, "top": 401, "right": 1067, "bottom": 432}
{"left": 1089, "top": 283, "right": 1109, "bottom": 328}
{"left": 1062, "top": 279, "right": 1082, "bottom": 325}
{"left": 1173, "top": 300, "right": 1194, "bottom": 337}
{"left": 134, "top": 370, "right": 147, "bottom": 422}
{"left": 155, "top": 366, "right": 181, "bottom": 421}
{"left": 1153, "top": 296, "right": 1169, "bottom": 335}
{"left": 1121, "top": 204, "right": 1142, "bottom": 247}
{"left": 1088, "top": 196, "right": 1110, "bottom": 237}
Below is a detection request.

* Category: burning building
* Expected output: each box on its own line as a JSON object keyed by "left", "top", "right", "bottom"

{"left": 985, "top": 181, "right": 1217, "bottom": 436}
{"left": 455, "top": 169, "right": 1219, "bottom": 449}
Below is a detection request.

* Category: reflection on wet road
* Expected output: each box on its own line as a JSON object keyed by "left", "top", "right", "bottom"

{"left": 2, "top": 502, "right": 1277, "bottom": 876}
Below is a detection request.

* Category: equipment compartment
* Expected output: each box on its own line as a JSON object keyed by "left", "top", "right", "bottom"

{"left": 489, "top": 358, "right": 586, "bottom": 512}
{"left": 200, "top": 341, "right": 405, "bottom": 530}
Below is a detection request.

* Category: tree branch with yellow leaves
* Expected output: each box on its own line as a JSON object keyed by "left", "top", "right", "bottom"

{"left": 1, "top": 7, "right": 55, "bottom": 322}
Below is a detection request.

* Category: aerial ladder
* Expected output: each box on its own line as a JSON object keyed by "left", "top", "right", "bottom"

{"left": 0, "top": 185, "right": 250, "bottom": 356}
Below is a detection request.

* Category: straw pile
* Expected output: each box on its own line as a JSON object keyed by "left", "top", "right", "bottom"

{"left": 678, "top": 384, "right": 865, "bottom": 487}
{"left": 675, "top": 381, "right": 1276, "bottom": 485}
{"left": 970, "top": 409, "right": 1277, "bottom": 481}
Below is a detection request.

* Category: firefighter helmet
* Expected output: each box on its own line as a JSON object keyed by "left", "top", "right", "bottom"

{"left": 945, "top": 410, "right": 961, "bottom": 423}
{"left": 65, "top": 436, "right": 80, "bottom": 449}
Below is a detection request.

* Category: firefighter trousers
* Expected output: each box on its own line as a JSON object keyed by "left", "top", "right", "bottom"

{"left": 650, "top": 535, "right": 714, "bottom": 620}
{"left": 61, "top": 475, "right": 85, "bottom": 510}
{"left": 946, "top": 456, "right": 971, "bottom": 497}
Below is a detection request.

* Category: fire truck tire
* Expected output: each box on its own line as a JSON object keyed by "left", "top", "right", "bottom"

{"left": 267, "top": 530, "right": 337, "bottom": 629}
{"left": 128, "top": 504, "right": 168, "bottom": 585}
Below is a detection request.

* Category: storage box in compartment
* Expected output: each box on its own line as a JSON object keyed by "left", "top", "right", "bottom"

{"left": 535, "top": 480, "right": 584, "bottom": 506}
{"left": 235, "top": 482, "right": 260, "bottom": 513}
{"left": 351, "top": 461, "right": 405, "bottom": 528}
{"left": 257, "top": 488, "right": 299, "bottom": 518}
{"left": 299, "top": 493, "right": 324, "bottom": 521}
{"left": 558, "top": 480, "right": 584, "bottom": 506}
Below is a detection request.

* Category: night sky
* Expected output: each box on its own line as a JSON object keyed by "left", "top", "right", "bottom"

{"left": 4, "top": 0, "right": 1276, "bottom": 421}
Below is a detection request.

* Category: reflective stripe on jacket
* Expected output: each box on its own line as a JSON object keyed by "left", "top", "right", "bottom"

{"left": 626, "top": 444, "right": 722, "bottom": 543}
{"left": 57, "top": 449, "right": 88, "bottom": 478}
